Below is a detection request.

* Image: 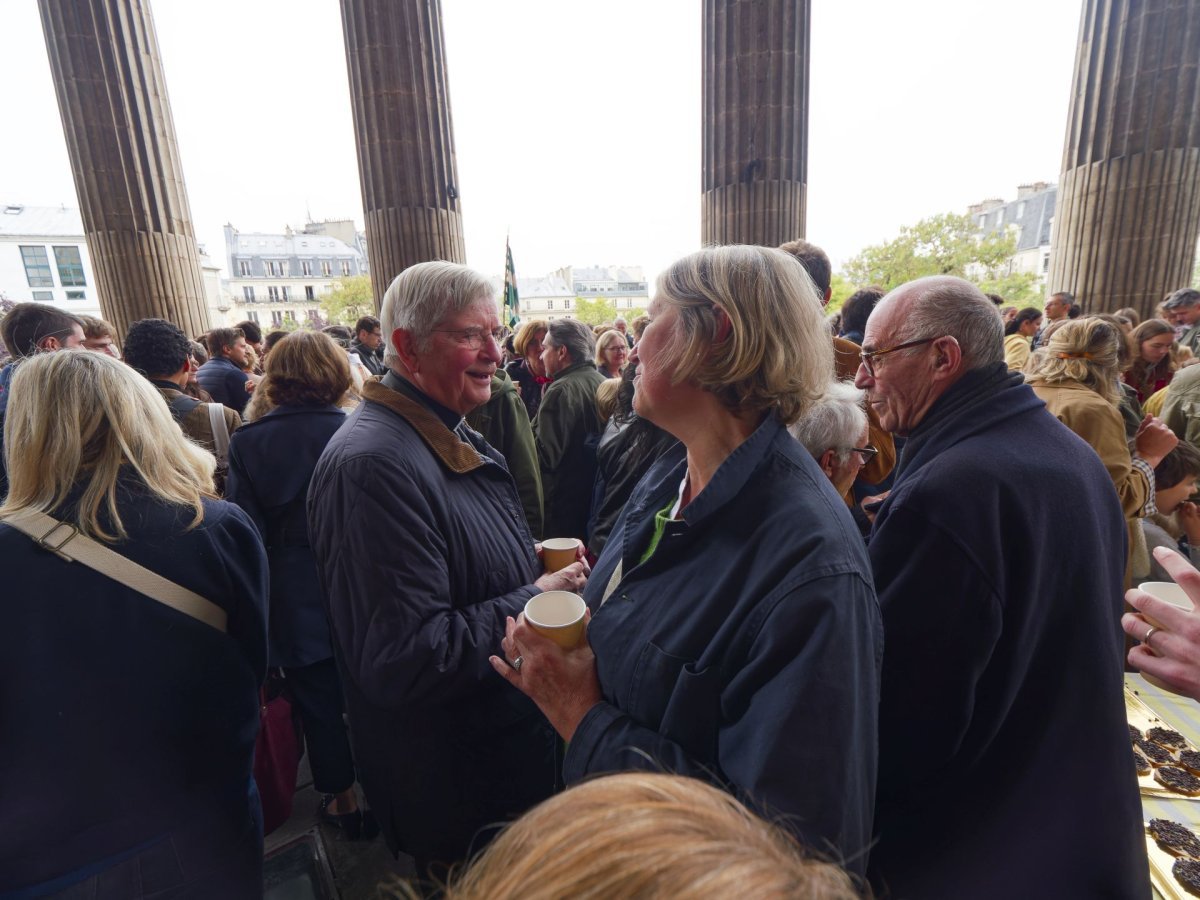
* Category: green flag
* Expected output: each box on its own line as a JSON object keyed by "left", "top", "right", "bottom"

{"left": 503, "top": 239, "right": 520, "bottom": 328}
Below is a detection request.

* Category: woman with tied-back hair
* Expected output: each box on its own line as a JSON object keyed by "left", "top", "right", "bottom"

{"left": 1123, "top": 318, "right": 1178, "bottom": 403}
{"left": 494, "top": 245, "right": 881, "bottom": 877}
{"left": 443, "top": 772, "right": 861, "bottom": 900}
{"left": 0, "top": 350, "right": 267, "bottom": 898}
{"left": 1002, "top": 307, "right": 1042, "bottom": 372}
{"left": 1027, "top": 317, "right": 1178, "bottom": 582}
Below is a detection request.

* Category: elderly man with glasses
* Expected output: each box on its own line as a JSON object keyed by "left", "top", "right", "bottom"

{"left": 854, "top": 276, "right": 1148, "bottom": 898}
{"left": 789, "top": 380, "right": 876, "bottom": 531}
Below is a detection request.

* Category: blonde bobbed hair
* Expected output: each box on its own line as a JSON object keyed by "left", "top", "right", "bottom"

{"left": 0, "top": 350, "right": 215, "bottom": 541}
{"left": 593, "top": 328, "right": 627, "bottom": 368}
{"left": 654, "top": 245, "right": 832, "bottom": 426}
{"left": 1025, "top": 316, "right": 1122, "bottom": 405}
{"left": 444, "top": 772, "right": 860, "bottom": 900}
{"left": 513, "top": 319, "right": 548, "bottom": 359}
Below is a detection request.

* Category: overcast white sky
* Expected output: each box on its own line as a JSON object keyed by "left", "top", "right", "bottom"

{"left": 0, "top": 0, "right": 1083, "bottom": 286}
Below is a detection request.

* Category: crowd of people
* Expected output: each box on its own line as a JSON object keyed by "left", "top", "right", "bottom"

{"left": 5, "top": 242, "right": 1200, "bottom": 898}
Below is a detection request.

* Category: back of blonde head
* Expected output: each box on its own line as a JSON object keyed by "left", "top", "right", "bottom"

{"left": 0, "top": 350, "right": 215, "bottom": 541}
{"left": 1025, "top": 316, "right": 1122, "bottom": 405}
{"left": 655, "top": 245, "right": 832, "bottom": 426}
{"left": 444, "top": 772, "right": 861, "bottom": 900}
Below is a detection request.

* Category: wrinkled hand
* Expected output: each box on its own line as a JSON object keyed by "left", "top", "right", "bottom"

{"left": 1135, "top": 415, "right": 1178, "bottom": 467}
{"left": 534, "top": 558, "right": 590, "bottom": 594}
{"left": 1123, "top": 546, "right": 1200, "bottom": 701}
{"left": 490, "top": 612, "right": 602, "bottom": 741}
{"left": 861, "top": 491, "right": 890, "bottom": 525}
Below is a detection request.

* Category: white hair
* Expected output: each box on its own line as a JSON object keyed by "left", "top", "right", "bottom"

{"left": 381, "top": 260, "right": 495, "bottom": 365}
{"left": 788, "top": 380, "right": 867, "bottom": 464}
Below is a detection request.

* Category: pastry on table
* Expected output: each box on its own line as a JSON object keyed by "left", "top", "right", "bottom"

{"left": 1149, "top": 727, "right": 1190, "bottom": 751}
{"left": 1155, "top": 766, "right": 1200, "bottom": 797}
{"left": 1149, "top": 818, "right": 1200, "bottom": 858}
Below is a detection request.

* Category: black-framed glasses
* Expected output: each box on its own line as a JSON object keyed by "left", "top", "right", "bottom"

{"left": 852, "top": 445, "right": 878, "bottom": 466}
{"left": 859, "top": 337, "right": 938, "bottom": 377}
{"left": 431, "top": 327, "right": 506, "bottom": 351}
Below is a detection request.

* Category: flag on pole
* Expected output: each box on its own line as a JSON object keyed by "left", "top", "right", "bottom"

{"left": 502, "top": 237, "right": 520, "bottom": 328}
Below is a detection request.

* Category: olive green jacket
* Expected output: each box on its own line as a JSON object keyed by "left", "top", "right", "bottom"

{"left": 533, "top": 360, "right": 606, "bottom": 541}
{"left": 466, "top": 370, "right": 544, "bottom": 539}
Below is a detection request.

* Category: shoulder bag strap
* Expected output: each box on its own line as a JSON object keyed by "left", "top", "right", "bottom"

{"left": 207, "top": 403, "right": 230, "bottom": 461}
{"left": 3, "top": 509, "right": 228, "bottom": 633}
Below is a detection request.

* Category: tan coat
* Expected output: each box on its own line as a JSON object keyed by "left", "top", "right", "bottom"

{"left": 1031, "top": 380, "right": 1148, "bottom": 583}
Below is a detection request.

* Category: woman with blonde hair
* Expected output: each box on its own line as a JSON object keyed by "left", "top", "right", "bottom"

{"left": 594, "top": 327, "right": 629, "bottom": 379}
{"left": 505, "top": 318, "right": 550, "bottom": 419}
{"left": 445, "top": 772, "right": 861, "bottom": 900}
{"left": 225, "top": 331, "right": 365, "bottom": 837}
{"left": 1027, "top": 317, "right": 1177, "bottom": 580}
{"left": 493, "top": 245, "right": 881, "bottom": 877}
{"left": 0, "top": 350, "right": 267, "bottom": 898}
{"left": 1124, "top": 318, "right": 1177, "bottom": 403}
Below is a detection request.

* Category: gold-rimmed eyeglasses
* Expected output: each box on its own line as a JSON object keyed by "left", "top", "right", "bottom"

{"left": 859, "top": 337, "right": 938, "bottom": 377}
{"left": 431, "top": 327, "right": 506, "bottom": 351}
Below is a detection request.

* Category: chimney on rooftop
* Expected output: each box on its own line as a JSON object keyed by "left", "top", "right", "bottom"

{"left": 1017, "top": 181, "right": 1050, "bottom": 198}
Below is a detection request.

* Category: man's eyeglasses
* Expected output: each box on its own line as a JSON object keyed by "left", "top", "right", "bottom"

{"left": 431, "top": 327, "right": 506, "bottom": 351}
{"left": 859, "top": 337, "right": 938, "bottom": 377}
{"left": 853, "top": 445, "right": 878, "bottom": 466}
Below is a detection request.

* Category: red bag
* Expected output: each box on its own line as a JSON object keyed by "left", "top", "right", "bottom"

{"left": 253, "top": 673, "right": 303, "bottom": 835}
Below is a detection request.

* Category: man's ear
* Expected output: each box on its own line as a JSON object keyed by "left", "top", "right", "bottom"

{"left": 392, "top": 328, "right": 419, "bottom": 372}
{"left": 818, "top": 448, "right": 837, "bottom": 477}
{"left": 38, "top": 336, "right": 61, "bottom": 352}
{"left": 932, "top": 336, "right": 963, "bottom": 377}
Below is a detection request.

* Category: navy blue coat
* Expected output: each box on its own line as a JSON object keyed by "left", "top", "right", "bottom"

{"left": 307, "top": 378, "right": 557, "bottom": 865}
{"left": 0, "top": 485, "right": 268, "bottom": 897}
{"left": 866, "top": 364, "right": 1149, "bottom": 898}
{"left": 226, "top": 404, "right": 347, "bottom": 668}
{"left": 571, "top": 416, "right": 882, "bottom": 876}
{"left": 197, "top": 356, "right": 251, "bottom": 415}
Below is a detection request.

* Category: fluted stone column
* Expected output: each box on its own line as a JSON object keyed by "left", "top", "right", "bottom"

{"left": 340, "top": 0, "right": 466, "bottom": 311}
{"left": 702, "top": 0, "right": 810, "bottom": 247}
{"left": 1050, "top": 0, "right": 1200, "bottom": 318}
{"left": 39, "top": 0, "right": 210, "bottom": 338}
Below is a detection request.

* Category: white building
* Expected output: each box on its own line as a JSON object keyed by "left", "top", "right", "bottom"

{"left": 969, "top": 182, "right": 1057, "bottom": 294}
{"left": 0, "top": 202, "right": 101, "bottom": 319}
{"left": 506, "top": 264, "right": 649, "bottom": 322}
{"left": 223, "top": 220, "right": 368, "bottom": 329}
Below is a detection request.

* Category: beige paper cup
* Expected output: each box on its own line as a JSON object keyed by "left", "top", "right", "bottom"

{"left": 1136, "top": 581, "right": 1196, "bottom": 694}
{"left": 525, "top": 591, "right": 586, "bottom": 649}
{"left": 542, "top": 537, "right": 582, "bottom": 573}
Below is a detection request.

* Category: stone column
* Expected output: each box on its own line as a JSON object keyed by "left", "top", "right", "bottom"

{"left": 39, "top": 0, "right": 210, "bottom": 338}
{"left": 1049, "top": 0, "right": 1200, "bottom": 318}
{"left": 702, "top": 0, "right": 810, "bottom": 247}
{"left": 340, "top": 0, "right": 466, "bottom": 311}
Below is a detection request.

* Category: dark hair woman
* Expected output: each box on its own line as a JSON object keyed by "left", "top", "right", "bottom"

{"left": 1003, "top": 307, "right": 1043, "bottom": 371}
{"left": 224, "top": 331, "right": 367, "bottom": 837}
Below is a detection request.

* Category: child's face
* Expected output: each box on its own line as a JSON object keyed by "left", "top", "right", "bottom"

{"left": 1157, "top": 475, "right": 1199, "bottom": 515}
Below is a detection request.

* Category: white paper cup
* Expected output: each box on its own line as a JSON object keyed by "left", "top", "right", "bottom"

{"left": 525, "top": 591, "right": 586, "bottom": 649}
{"left": 542, "top": 537, "right": 582, "bottom": 573}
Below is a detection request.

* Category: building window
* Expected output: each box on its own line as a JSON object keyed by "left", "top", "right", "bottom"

{"left": 271, "top": 311, "right": 283, "bottom": 326}
{"left": 65, "top": 290, "right": 85, "bottom": 300}
{"left": 1043, "top": 256, "right": 1051, "bottom": 273}
{"left": 20, "top": 245, "right": 54, "bottom": 287}
{"left": 239, "top": 260, "right": 251, "bottom": 276}
{"left": 321, "top": 261, "right": 332, "bottom": 276}
{"left": 340, "top": 260, "right": 351, "bottom": 276}
{"left": 246, "top": 311, "right": 260, "bottom": 324}
{"left": 305, "top": 285, "right": 315, "bottom": 301}
{"left": 264, "top": 261, "right": 279, "bottom": 277}
{"left": 547, "top": 300, "right": 555, "bottom": 310}
{"left": 564, "top": 298, "right": 572, "bottom": 309}
{"left": 281, "top": 286, "right": 291, "bottom": 301}
{"left": 302, "top": 260, "right": 312, "bottom": 276}
{"left": 243, "top": 286, "right": 255, "bottom": 302}
{"left": 307, "top": 309, "right": 321, "bottom": 324}
{"left": 268, "top": 286, "right": 281, "bottom": 302}
{"left": 53, "top": 246, "right": 86, "bottom": 286}
{"left": 32, "top": 290, "right": 53, "bottom": 301}
{"left": 279, "top": 261, "right": 288, "bottom": 277}
{"left": 1016, "top": 201, "right": 1026, "bottom": 219}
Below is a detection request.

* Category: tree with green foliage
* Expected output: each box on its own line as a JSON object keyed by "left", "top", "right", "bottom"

{"left": 319, "top": 275, "right": 375, "bottom": 326}
{"left": 573, "top": 296, "right": 617, "bottom": 326}
{"left": 844, "top": 212, "right": 1041, "bottom": 306}
{"left": 825, "top": 274, "right": 856, "bottom": 316}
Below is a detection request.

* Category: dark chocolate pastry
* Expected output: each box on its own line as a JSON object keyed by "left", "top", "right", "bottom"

{"left": 1174, "top": 857, "right": 1200, "bottom": 898}
{"left": 1138, "top": 737, "right": 1177, "bottom": 766}
{"left": 1131, "top": 724, "right": 1144, "bottom": 742}
{"left": 1155, "top": 766, "right": 1200, "bottom": 796}
{"left": 1181, "top": 750, "right": 1200, "bottom": 777}
{"left": 1133, "top": 749, "right": 1151, "bottom": 776}
{"left": 1149, "top": 818, "right": 1200, "bottom": 858}
{"left": 1149, "top": 727, "right": 1190, "bottom": 750}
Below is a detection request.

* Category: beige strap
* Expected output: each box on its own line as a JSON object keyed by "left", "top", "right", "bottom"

{"left": 207, "top": 403, "right": 230, "bottom": 461}
{"left": 3, "top": 509, "right": 228, "bottom": 633}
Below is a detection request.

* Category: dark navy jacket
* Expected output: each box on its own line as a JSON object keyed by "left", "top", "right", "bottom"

{"left": 197, "top": 356, "right": 250, "bottom": 415}
{"left": 0, "top": 487, "right": 268, "bottom": 897}
{"left": 866, "top": 364, "right": 1149, "bottom": 898}
{"left": 571, "top": 415, "right": 882, "bottom": 876}
{"left": 226, "top": 403, "right": 346, "bottom": 668}
{"left": 307, "top": 377, "right": 556, "bottom": 866}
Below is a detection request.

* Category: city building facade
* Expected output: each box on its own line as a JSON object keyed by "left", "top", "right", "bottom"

{"left": 969, "top": 182, "right": 1056, "bottom": 295}
{"left": 0, "top": 202, "right": 101, "bottom": 319}
{"left": 509, "top": 265, "right": 649, "bottom": 323}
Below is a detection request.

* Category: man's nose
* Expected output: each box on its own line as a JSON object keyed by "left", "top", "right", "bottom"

{"left": 853, "top": 362, "right": 872, "bottom": 390}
